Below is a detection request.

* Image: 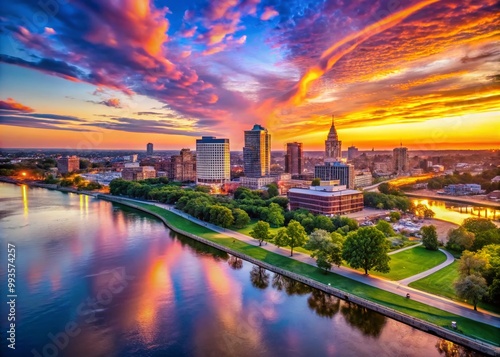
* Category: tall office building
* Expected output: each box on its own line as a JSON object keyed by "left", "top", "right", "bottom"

{"left": 196, "top": 136, "right": 230, "bottom": 185}
{"left": 315, "top": 161, "right": 355, "bottom": 189}
{"left": 325, "top": 115, "right": 342, "bottom": 161}
{"left": 347, "top": 146, "right": 359, "bottom": 161}
{"left": 57, "top": 156, "right": 80, "bottom": 174}
{"left": 285, "top": 142, "right": 303, "bottom": 175}
{"left": 146, "top": 143, "right": 153, "bottom": 156}
{"left": 393, "top": 146, "right": 409, "bottom": 175}
{"left": 243, "top": 124, "right": 271, "bottom": 178}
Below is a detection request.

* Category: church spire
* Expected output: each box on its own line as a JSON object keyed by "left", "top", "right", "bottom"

{"left": 327, "top": 114, "right": 338, "bottom": 140}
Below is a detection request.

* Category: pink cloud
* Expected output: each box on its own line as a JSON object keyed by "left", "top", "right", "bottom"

{"left": 0, "top": 98, "right": 34, "bottom": 113}
{"left": 260, "top": 6, "right": 279, "bottom": 21}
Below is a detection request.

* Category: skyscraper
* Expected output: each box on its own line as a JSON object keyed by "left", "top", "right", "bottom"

{"left": 325, "top": 115, "right": 342, "bottom": 161}
{"left": 196, "top": 136, "right": 230, "bottom": 185}
{"left": 243, "top": 124, "right": 271, "bottom": 178}
{"left": 146, "top": 142, "right": 153, "bottom": 156}
{"left": 315, "top": 161, "right": 355, "bottom": 189}
{"left": 393, "top": 146, "right": 409, "bottom": 175}
{"left": 285, "top": 142, "right": 303, "bottom": 175}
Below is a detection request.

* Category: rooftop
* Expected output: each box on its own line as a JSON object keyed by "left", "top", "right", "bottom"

{"left": 288, "top": 187, "right": 361, "bottom": 197}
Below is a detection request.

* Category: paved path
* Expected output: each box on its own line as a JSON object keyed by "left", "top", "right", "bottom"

{"left": 111, "top": 196, "right": 500, "bottom": 328}
{"left": 398, "top": 248, "right": 455, "bottom": 285}
{"left": 388, "top": 243, "right": 422, "bottom": 255}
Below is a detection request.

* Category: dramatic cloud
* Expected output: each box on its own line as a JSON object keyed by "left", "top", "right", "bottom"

{"left": 0, "top": 0, "right": 498, "bottom": 148}
{"left": 0, "top": 98, "right": 34, "bottom": 113}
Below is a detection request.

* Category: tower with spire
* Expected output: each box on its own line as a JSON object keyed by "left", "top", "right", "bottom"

{"left": 325, "top": 114, "right": 342, "bottom": 161}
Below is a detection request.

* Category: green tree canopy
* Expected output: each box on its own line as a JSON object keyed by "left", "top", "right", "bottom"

{"left": 249, "top": 220, "right": 271, "bottom": 246}
{"left": 446, "top": 227, "right": 475, "bottom": 252}
{"left": 267, "top": 202, "right": 285, "bottom": 227}
{"left": 454, "top": 274, "right": 488, "bottom": 310}
{"left": 421, "top": 225, "right": 439, "bottom": 250}
{"left": 233, "top": 208, "right": 251, "bottom": 228}
{"left": 375, "top": 220, "right": 395, "bottom": 237}
{"left": 462, "top": 218, "right": 496, "bottom": 235}
{"left": 274, "top": 220, "right": 308, "bottom": 256}
{"left": 342, "top": 227, "right": 391, "bottom": 275}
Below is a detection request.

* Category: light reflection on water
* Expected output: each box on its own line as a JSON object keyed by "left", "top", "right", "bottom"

{"left": 0, "top": 183, "right": 482, "bottom": 357}
{"left": 413, "top": 198, "right": 499, "bottom": 225}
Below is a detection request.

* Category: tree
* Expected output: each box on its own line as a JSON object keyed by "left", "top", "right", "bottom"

{"left": 267, "top": 202, "right": 284, "bottom": 227}
{"left": 249, "top": 220, "right": 271, "bottom": 246}
{"left": 454, "top": 275, "right": 488, "bottom": 310}
{"left": 311, "top": 178, "right": 321, "bottom": 186}
{"left": 285, "top": 220, "right": 308, "bottom": 257}
{"left": 250, "top": 266, "right": 270, "bottom": 289}
{"left": 389, "top": 211, "right": 401, "bottom": 222}
{"left": 233, "top": 208, "right": 250, "bottom": 228}
{"left": 423, "top": 208, "right": 435, "bottom": 219}
{"left": 375, "top": 220, "right": 395, "bottom": 237}
{"left": 462, "top": 218, "right": 496, "bottom": 235}
{"left": 421, "top": 225, "right": 439, "bottom": 250}
{"left": 458, "top": 250, "right": 489, "bottom": 278}
{"left": 274, "top": 220, "right": 308, "bottom": 256}
{"left": 209, "top": 205, "right": 234, "bottom": 228}
{"left": 314, "top": 215, "right": 335, "bottom": 232}
{"left": 267, "top": 183, "right": 279, "bottom": 198}
{"left": 305, "top": 230, "right": 344, "bottom": 271}
{"left": 446, "top": 227, "right": 475, "bottom": 252}
{"left": 471, "top": 229, "right": 500, "bottom": 251}
{"left": 342, "top": 227, "right": 391, "bottom": 275}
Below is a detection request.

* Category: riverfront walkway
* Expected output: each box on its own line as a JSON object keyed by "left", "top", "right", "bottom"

{"left": 113, "top": 196, "right": 500, "bottom": 328}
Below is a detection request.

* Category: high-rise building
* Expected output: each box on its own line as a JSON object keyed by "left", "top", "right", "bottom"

{"left": 243, "top": 124, "right": 271, "bottom": 178}
{"left": 166, "top": 148, "right": 196, "bottom": 182}
{"left": 325, "top": 115, "right": 342, "bottom": 161}
{"left": 393, "top": 146, "right": 409, "bottom": 175}
{"left": 314, "top": 161, "right": 355, "bottom": 189}
{"left": 57, "top": 156, "right": 80, "bottom": 174}
{"left": 347, "top": 146, "right": 359, "bottom": 161}
{"left": 285, "top": 142, "right": 303, "bottom": 175}
{"left": 196, "top": 136, "right": 230, "bottom": 185}
{"left": 146, "top": 143, "right": 153, "bottom": 156}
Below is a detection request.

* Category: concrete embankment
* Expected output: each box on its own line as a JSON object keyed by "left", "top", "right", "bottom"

{"left": 98, "top": 194, "right": 500, "bottom": 357}
{"left": 0, "top": 177, "right": 97, "bottom": 196}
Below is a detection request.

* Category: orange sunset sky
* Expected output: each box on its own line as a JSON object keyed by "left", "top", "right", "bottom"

{"left": 0, "top": 0, "right": 499, "bottom": 150}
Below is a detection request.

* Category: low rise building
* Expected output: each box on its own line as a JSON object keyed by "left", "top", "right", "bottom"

{"left": 444, "top": 183, "right": 483, "bottom": 196}
{"left": 122, "top": 166, "right": 156, "bottom": 181}
{"left": 57, "top": 156, "right": 80, "bottom": 174}
{"left": 288, "top": 185, "right": 363, "bottom": 215}
{"left": 354, "top": 172, "right": 373, "bottom": 188}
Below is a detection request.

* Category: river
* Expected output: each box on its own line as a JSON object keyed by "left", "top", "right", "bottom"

{"left": 412, "top": 198, "right": 500, "bottom": 226}
{"left": 0, "top": 183, "right": 480, "bottom": 357}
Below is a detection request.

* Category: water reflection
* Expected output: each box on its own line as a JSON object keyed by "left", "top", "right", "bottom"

{"left": 21, "top": 184, "right": 28, "bottom": 216}
{"left": 340, "top": 302, "right": 387, "bottom": 338}
{"left": 250, "top": 266, "right": 270, "bottom": 289}
{"left": 228, "top": 255, "right": 243, "bottom": 270}
{"left": 435, "top": 339, "right": 482, "bottom": 357}
{"left": 307, "top": 290, "right": 341, "bottom": 318}
{"left": 414, "top": 198, "right": 499, "bottom": 225}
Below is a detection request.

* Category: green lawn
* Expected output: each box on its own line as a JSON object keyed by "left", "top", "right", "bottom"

{"left": 366, "top": 246, "right": 447, "bottom": 281}
{"left": 117, "top": 200, "right": 500, "bottom": 345}
{"left": 409, "top": 261, "right": 500, "bottom": 314}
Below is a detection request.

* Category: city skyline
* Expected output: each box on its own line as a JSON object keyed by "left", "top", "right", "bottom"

{"left": 0, "top": 0, "right": 499, "bottom": 150}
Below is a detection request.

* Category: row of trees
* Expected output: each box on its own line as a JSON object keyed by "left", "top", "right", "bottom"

{"left": 250, "top": 220, "right": 392, "bottom": 275}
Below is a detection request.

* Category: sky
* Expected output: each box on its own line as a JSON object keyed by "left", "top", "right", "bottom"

{"left": 0, "top": 0, "right": 498, "bottom": 151}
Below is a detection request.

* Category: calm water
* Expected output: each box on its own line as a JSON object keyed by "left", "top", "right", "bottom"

{"left": 412, "top": 198, "right": 499, "bottom": 225}
{"left": 0, "top": 183, "right": 479, "bottom": 357}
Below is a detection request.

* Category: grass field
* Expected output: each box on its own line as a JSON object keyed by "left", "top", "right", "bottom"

{"left": 409, "top": 261, "right": 500, "bottom": 314}
{"left": 366, "top": 246, "right": 447, "bottom": 281}
{"left": 119, "top": 200, "right": 500, "bottom": 345}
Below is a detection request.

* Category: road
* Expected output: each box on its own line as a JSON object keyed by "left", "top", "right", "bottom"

{"left": 110, "top": 196, "right": 500, "bottom": 328}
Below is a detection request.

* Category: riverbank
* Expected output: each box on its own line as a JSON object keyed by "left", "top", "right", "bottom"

{"left": 0, "top": 176, "right": 99, "bottom": 196}
{"left": 97, "top": 194, "right": 500, "bottom": 355}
